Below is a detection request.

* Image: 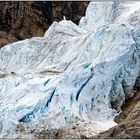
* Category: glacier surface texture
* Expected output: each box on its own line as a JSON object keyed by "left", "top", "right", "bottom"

{"left": 0, "top": 1, "right": 140, "bottom": 138}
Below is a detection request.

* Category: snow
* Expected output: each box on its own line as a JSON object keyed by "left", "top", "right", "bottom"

{"left": 0, "top": 1, "right": 140, "bottom": 138}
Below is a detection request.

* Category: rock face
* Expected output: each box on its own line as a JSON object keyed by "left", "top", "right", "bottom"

{"left": 0, "top": 1, "right": 140, "bottom": 138}
{"left": 93, "top": 90, "right": 140, "bottom": 139}
{"left": 0, "top": 1, "right": 89, "bottom": 47}
{"left": 0, "top": 31, "right": 17, "bottom": 48}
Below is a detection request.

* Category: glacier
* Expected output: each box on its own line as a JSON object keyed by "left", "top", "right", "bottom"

{"left": 0, "top": 1, "right": 140, "bottom": 138}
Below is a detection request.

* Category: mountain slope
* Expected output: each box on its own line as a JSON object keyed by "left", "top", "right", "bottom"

{"left": 0, "top": 1, "right": 89, "bottom": 47}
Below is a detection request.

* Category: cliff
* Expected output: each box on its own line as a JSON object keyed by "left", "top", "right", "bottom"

{"left": 0, "top": 1, "right": 89, "bottom": 47}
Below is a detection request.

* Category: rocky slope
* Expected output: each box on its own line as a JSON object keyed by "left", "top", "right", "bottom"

{"left": 0, "top": 31, "right": 17, "bottom": 48}
{"left": 0, "top": 1, "right": 140, "bottom": 138}
{"left": 0, "top": 1, "right": 89, "bottom": 47}
{"left": 93, "top": 90, "right": 140, "bottom": 139}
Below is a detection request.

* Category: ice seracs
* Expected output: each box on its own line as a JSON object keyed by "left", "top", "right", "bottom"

{"left": 0, "top": 1, "right": 140, "bottom": 138}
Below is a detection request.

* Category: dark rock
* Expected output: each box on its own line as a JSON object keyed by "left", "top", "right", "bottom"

{"left": 0, "top": 1, "right": 89, "bottom": 47}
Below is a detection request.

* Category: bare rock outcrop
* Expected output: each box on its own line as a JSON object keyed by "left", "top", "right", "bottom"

{"left": 93, "top": 89, "right": 140, "bottom": 139}
{"left": 0, "top": 31, "right": 17, "bottom": 48}
{"left": 0, "top": 1, "right": 89, "bottom": 47}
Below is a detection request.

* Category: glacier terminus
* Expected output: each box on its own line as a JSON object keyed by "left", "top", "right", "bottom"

{"left": 0, "top": 1, "right": 140, "bottom": 138}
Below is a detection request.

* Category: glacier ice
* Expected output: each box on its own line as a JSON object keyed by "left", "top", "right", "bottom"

{"left": 0, "top": 1, "right": 140, "bottom": 138}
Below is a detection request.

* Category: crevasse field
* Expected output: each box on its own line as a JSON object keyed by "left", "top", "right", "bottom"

{"left": 0, "top": 2, "right": 140, "bottom": 138}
